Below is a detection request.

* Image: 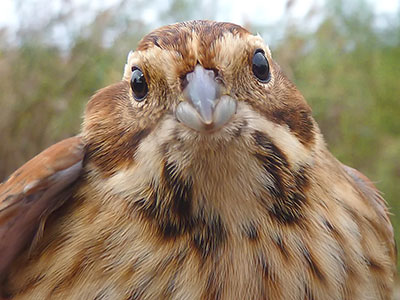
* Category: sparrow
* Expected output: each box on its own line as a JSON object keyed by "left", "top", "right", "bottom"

{"left": 0, "top": 20, "right": 396, "bottom": 300}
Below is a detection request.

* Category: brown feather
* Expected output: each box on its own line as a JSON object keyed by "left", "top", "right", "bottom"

{"left": 0, "top": 137, "right": 83, "bottom": 285}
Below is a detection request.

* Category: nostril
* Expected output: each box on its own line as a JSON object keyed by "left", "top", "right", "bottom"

{"left": 180, "top": 75, "right": 189, "bottom": 91}
{"left": 209, "top": 68, "right": 224, "bottom": 85}
{"left": 210, "top": 68, "right": 219, "bottom": 78}
{"left": 204, "top": 69, "right": 215, "bottom": 78}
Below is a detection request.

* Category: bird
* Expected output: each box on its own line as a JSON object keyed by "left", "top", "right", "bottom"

{"left": 0, "top": 20, "right": 396, "bottom": 300}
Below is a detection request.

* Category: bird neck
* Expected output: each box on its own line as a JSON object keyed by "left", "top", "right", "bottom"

{"left": 83, "top": 105, "right": 324, "bottom": 240}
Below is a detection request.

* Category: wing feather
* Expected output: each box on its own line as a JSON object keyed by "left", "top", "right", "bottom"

{"left": 342, "top": 164, "right": 396, "bottom": 264}
{"left": 0, "top": 136, "right": 84, "bottom": 277}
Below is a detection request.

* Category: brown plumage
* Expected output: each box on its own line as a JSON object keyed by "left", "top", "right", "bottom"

{"left": 0, "top": 20, "right": 396, "bottom": 299}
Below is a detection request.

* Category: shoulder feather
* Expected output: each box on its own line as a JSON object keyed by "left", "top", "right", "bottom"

{"left": 0, "top": 136, "right": 84, "bottom": 278}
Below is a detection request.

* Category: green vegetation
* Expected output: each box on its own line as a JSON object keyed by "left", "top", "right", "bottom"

{"left": 0, "top": 0, "right": 399, "bottom": 270}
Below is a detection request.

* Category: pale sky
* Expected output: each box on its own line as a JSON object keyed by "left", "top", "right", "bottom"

{"left": 0, "top": 0, "right": 398, "bottom": 31}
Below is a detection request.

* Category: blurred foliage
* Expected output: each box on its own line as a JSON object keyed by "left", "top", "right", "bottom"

{"left": 0, "top": 0, "right": 399, "bottom": 271}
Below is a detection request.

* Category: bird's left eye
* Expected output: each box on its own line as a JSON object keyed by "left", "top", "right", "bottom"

{"left": 252, "top": 49, "right": 270, "bottom": 83}
{"left": 130, "top": 67, "right": 148, "bottom": 101}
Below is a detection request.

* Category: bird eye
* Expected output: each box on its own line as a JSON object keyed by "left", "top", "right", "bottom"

{"left": 130, "top": 67, "right": 148, "bottom": 101}
{"left": 252, "top": 49, "right": 270, "bottom": 83}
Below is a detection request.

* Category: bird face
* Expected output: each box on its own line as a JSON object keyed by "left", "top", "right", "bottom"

{"left": 82, "top": 20, "right": 317, "bottom": 178}
{"left": 123, "top": 20, "right": 314, "bottom": 138}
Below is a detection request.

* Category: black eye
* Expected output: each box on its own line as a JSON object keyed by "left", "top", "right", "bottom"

{"left": 252, "top": 49, "right": 270, "bottom": 82}
{"left": 130, "top": 67, "right": 148, "bottom": 101}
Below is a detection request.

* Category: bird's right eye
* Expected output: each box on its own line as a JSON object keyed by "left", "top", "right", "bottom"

{"left": 130, "top": 67, "right": 148, "bottom": 101}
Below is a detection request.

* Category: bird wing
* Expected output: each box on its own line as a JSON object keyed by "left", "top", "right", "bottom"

{"left": 342, "top": 164, "right": 397, "bottom": 262}
{"left": 0, "top": 136, "right": 84, "bottom": 277}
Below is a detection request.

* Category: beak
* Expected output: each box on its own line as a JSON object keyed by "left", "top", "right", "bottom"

{"left": 176, "top": 65, "right": 237, "bottom": 132}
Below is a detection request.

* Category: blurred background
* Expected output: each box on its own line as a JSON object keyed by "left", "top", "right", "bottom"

{"left": 0, "top": 0, "right": 399, "bottom": 276}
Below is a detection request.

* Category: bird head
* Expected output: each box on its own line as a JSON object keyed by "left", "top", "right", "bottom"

{"left": 82, "top": 20, "right": 318, "bottom": 177}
